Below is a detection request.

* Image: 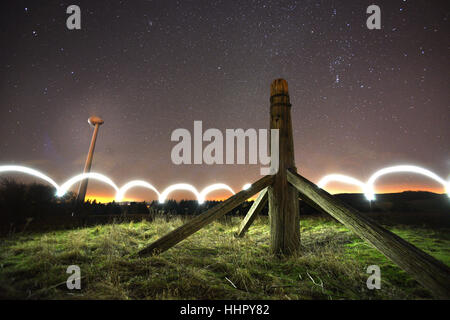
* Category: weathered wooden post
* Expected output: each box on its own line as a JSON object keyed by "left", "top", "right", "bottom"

{"left": 268, "top": 79, "right": 300, "bottom": 255}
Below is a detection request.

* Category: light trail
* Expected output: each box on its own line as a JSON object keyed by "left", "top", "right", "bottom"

{"left": 0, "top": 165, "right": 59, "bottom": 192}
{"left": 318, "top": 174, "right": 367, "bottom": 194}
{"left": 0, "top": 165, "right": 238, "bottom": 204}
{"left": 0, "top": 165, "right": 239, "bottom": 203}
{"left": 242, "top": 183, "right": 252, "bottom": 190}
{"left": 158, "top": 183, "right": 201, "bottom": 204}
{"left": 365, "top": 165, "right": 449, "bottom": 201}
{"left": 318, "top": 165, "right": 450, "bottom": 201}
{"left": 1, "top": 164, "right": 448, "bottom": 203}
{"left": 198, "top": 183, "right": 235, "bottom": 204}
{"left": 115, "top": 180, "right": 161, "bottom": 202}
{"left": 57, "top": 172, "right": 119, "bottom": 197}
{"left": 117, "top": 181, "right": 235, "bottom": 204}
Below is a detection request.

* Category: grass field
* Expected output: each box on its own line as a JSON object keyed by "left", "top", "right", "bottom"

{"left": 0, "top": 215, "right": 449, "bottom": 300}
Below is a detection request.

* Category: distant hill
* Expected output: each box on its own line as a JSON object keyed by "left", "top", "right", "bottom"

{"left": 337, "top": 191, "right": 447, "bottom": 202}
{"left": 302, "top": 191, "right": 450, "bottom": 228}
{"left": 333, "top": 191, "right": 449, "bottom": 212}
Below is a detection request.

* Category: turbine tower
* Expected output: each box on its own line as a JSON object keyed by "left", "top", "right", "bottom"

{"left": 76, "top": 116, "right": 104, "bottom": 204}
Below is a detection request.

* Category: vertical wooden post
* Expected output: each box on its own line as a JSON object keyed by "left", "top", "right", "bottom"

{"left": 268, "top": 79, "right": 300, "bottom": 255}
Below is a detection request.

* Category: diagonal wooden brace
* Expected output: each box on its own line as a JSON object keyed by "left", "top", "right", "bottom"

{"left": 138, "top": 175, "right": 274, "bottom": 256}
{"left": 286, "top": 168, "right": 450, "bottom": 299}
{"left": 236, "top": 188, "right": 268, "bottom": 237}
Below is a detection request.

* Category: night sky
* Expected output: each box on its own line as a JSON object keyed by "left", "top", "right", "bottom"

{"left": 1, "top": 0, "right": 449, "bottom": 202}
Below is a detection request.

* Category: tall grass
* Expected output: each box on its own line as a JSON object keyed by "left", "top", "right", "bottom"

{"left": 1, "top": 215, "right": 447, "bottom": 300}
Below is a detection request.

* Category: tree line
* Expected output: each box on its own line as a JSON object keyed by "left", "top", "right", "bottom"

{"left": 0, "top": 179, "right": 261, "bottom": 233}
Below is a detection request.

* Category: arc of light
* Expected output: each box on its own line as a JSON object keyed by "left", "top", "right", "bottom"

{"left": 365, "top": 165, "right": 450, "bottom": 201}
{"left": 57, "top": 172, "right": 119, "bottom": 197}
{"left": 199, "top": 183, "right": 235, "bottom": 204}
{"left": 318, "top": 174, "right": 368, "bottom": 194}
{"left": 0, "top": 165, "right": 60, "bottom": 192}
{"left": 242, "top": 183, "right": 252, "bottom": 190}
{"left": 158, "top": 183, "right": 201, "bottom": 204}
{"left": 116, "top": 180, "right": 161, "bottom": 202}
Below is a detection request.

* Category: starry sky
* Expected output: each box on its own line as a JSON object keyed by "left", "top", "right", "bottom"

{"left": 0, "top": 0, "right": 449, "bottom": 202}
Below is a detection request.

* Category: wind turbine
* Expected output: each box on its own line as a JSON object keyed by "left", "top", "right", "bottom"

{"left": 76, "top": 116, "right": 104, "bottom": 205}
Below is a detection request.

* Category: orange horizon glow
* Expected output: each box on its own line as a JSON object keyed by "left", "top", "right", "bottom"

{"left": 85, "top": 184, "right": 446, "bottom": 203}
{"left": 85, "top": 193, "right": 259, "bottom": 203}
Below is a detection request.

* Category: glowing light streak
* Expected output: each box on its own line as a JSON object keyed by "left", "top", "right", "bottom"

{"left": 0, "top": 165, "right": 59, "bottom": 192}
{"left": 199, "top": 183, "right": 235, "bottom": 204}
{"left": 2, "top": 164, "right": 447, "bottom": 204}
{"left": 0, "top": 165, "right": 239, "bottom": 203}
{"left": 318, "top": 174, "right": 367, "bottom": 193}
{"left": 57, "top": 172, "right": 119, "bottom": 197}
{"left": 318, "top": 165, "right": 450, "bottom": 201}
{"left": 365, "top": 165, "right": 449, "bottom": 201}
{"left": 115, "top": 180, "right": 160, "bottom": 202}
{"left": 158, "top": 183, "right": 201, "bottom": 204}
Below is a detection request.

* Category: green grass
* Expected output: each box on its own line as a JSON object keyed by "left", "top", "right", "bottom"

{"left": 0, "top": 215, "right": 448, "bottom": 300}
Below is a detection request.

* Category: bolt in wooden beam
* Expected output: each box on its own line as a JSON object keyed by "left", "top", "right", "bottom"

{"left": 286, "top": 168, "right": 450, "bottom": 299}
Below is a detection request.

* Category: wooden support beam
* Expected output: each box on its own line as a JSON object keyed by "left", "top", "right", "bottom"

{"left": 268, "top": 79, "right": 300, "bottom": 255}
{"left": 236, "top": 188, "right": 268, "bottom": 237}
{"left": 138, "top": 175, "right": 274, "bottom": 256}
{"left": 286, "top": 169, "right": 450, "bottom": 299}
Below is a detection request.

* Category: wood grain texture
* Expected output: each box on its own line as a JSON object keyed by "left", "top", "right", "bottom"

{"left": 268, "top": 79, "right": 300, "bottom": 255}
{"left": 287, "top": 168, "right": 450, "bottom": 299}
{"left": 138, "top": 175, "right": 274, "bottom": 256}
{"left": 236, "top": 188, "right": 268, "bottom": 237}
